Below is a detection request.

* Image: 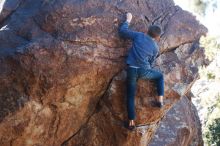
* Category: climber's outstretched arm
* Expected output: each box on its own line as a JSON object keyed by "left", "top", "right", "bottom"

{"left": 118, "top": 13, "right": 140, "bottom": 40}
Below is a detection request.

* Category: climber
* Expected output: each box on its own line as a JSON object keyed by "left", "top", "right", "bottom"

{"left": 119, "top": 13, "right": 164, "bottom": 131}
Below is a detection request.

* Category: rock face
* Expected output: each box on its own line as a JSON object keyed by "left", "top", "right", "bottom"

{"left": 149, "top": 96, "right": 203, "bottom": 146}
{"left": 0, "top": 0, "right": 208, "bottom": 146}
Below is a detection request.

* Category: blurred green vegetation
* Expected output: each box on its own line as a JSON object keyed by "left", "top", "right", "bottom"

{"left": 203, "top": 96, "right": 220, "bottom": 145}
{"left": 175, "top": 0, "right": 218, "bottom": 15}
{"left": 200, "top": 35, "right": 220, "bottom": 60}
{"left": 197, "top": 35, "right": 220, "bottom": 145}
{"left": 206, "top": 118, "right": 220, "bottom": 146}
{"left": 193, "top": 0, "right": 208, "bottom": 15}
{"left": 192, "top": 0, "right": 218, "bottom": 15}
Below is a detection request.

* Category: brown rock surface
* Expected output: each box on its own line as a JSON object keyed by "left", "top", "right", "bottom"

{"left": 0, "top": 0, "right": 208, "bottom": 146}
{"left": 149, "top": 96, "right": 203, "bottom": 146}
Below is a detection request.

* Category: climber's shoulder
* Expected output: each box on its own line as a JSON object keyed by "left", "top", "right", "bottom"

{"left": 134, "top": 32, "right": 145, "bottom": 39}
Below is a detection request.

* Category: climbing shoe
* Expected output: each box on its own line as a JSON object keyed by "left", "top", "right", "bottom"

{"left": 151, "top": 100, "right": 163, "bottom": 108}
{"left": 123, "top": 121, "right": 136, "bottom": 131}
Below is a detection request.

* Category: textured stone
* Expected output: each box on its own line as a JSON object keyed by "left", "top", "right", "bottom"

{"left": 149, "top": 96, "right": 203, "bottom": 146}
{"left": 0, "top": 0, "right": 208, "bottom": 146}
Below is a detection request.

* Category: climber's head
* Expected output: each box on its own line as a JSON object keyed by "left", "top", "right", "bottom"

{"left": 147, "top": 25, "right": 162, "bottom": 41}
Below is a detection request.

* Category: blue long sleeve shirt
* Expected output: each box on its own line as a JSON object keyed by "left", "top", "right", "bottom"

{"left": 119, "top": 21, "right": 159, "bottom": 69}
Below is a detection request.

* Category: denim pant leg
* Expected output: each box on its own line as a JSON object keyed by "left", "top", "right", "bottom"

{"left": 126, "top": 67, "right": 138, "bottom": 120}
{"left": 138, "top": 68, "right": 164, "bottom": 96}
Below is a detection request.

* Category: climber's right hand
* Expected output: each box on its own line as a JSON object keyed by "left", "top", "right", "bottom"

{"left": 126, "top": 12, "right": 132, "bottom": 23}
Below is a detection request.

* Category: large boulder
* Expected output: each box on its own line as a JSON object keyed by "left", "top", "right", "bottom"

{"left": 149, "top": 96, "right": 203, "bottom": 146}
{"left": 0, "top": 0, "right": 208, "bottom": 146}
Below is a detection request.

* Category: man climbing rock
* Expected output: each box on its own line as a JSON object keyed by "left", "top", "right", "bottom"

{"left": 119, "top": 13, "right": 164, "bottom": 130}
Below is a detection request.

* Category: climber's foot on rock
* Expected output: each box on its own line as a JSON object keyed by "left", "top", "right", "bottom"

{"left": 124, "top": 120, "right": 136, "bottom": 131}
{"left": 128, "top": 120, "right": 136, "bottom": 131}
{"left": 151, "top": 100, "right": 163, "bottom": 108}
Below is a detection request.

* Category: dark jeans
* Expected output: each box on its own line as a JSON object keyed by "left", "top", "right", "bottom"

{"left": 126, "top": 66, "right": 164, "bottom": 120}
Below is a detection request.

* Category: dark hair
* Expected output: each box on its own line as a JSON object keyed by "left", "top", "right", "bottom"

{"left": 147, "top": 25, "right": 162, "bottom": 38}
